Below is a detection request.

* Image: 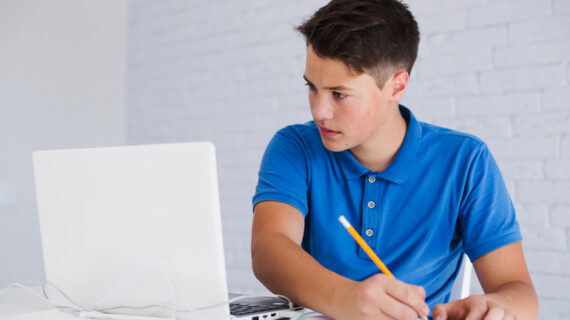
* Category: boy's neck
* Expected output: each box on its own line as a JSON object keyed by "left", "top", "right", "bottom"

{"left": 349, "top": 106, "right": 408, "bottom": 173}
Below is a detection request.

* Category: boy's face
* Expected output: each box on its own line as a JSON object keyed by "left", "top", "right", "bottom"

{"left": 304, "top": 45, "right": 403, "bottom": 153}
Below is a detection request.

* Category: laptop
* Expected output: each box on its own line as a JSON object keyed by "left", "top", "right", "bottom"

{"left": 33, "top": 142, "right": 302, "bottom": 320}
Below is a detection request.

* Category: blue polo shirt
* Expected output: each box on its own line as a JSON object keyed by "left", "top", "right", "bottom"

{"left": 252, "top": 105, "right": 521, "bottom": 308}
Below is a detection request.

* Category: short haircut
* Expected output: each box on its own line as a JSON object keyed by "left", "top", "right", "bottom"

{"left": 296, "top": 0, "right": 420, "bottom": 88}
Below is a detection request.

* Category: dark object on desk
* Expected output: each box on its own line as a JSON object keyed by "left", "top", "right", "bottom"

{"left": 229, "top": 294, "right": 303, "bottom": 320}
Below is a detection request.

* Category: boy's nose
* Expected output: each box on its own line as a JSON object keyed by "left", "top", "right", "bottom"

{"left": 311, "top": 97, "right": 334, "bottom": 121}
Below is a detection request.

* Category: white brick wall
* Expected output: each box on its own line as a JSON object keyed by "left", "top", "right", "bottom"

{"left": 0, "top": 0, "right": 126, "bottom": 287}
{"left": 509, "top": 16, "right": 570, "bottom": 44}
{"left": 127, "top": 0, "right": 329, "bottom": 295}
{"left": 516, "top": 202, "right": 549, "bottom": 227}
{"left": 466, "top": 1, "right": 550, "bottom": 28}
{"left": 553, "top": 0, "right": 570, "bottom": 15}
{"left": 552, "top": 206, "right": 570, "bottom": 227}
{"left": 456, "top": 92, "right": 540, "bottom": 116}
{"left": 127, "top": 0, "right": 570, "bottom": 318}
{"left": 479, "top": 64, "right": 566, "bottom": 93}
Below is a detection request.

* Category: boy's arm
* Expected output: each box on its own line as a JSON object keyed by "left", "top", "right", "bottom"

{"left": 432, "top": 242, "right": 538, "bottom": 320}
{"left": 251, "top": 200, "right": 430, "bottom": 320}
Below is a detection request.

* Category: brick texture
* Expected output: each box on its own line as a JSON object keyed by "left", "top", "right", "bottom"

{"left": 480, "top": 64, "right": 566, "bottom": 93}
{"left": 553, "top": 0, "right": 570, "bottom": 15}
{"left": 562, "top": 135, "right": 570, "bottom": 157}
{"left": 508, "top": 17, "right": 570, "bottom": 44}
{"left": 126, "top": 0, "right": 570, "bottom": 316}
{"left": 552, "top": 206, "right": 570, "bottom": 227}
{"left": 543, "top": 88, "right": 570, "bottom": 111}
{"left": 515, "top": 202, "right": 549, "bottom": 228}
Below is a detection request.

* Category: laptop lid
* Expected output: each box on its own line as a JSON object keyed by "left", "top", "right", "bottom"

{"left": 33, "top": 142, "right": 229, "bottom": 320}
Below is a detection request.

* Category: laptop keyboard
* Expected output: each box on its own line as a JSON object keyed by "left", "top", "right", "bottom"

{"left": 229, "top": 302, "right": 283, "bottom": 316}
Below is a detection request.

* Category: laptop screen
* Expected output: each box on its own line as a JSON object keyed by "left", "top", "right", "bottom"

{"left": 33, "top": 142, "right": 229, "bottom": 320}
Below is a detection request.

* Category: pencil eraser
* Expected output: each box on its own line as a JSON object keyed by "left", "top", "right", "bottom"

{"left": 338, "top": 215, "right": 351, "bottom": 228}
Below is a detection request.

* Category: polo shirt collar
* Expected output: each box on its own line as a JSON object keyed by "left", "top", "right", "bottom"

{"left": 335, "top": 105, "right": 421, "bottom": 184}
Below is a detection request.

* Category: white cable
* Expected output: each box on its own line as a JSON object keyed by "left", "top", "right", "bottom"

{"left": 102, "top": 293, "right": 302, "bottom": 319}
{"left": 0, "top": 281, "right": 43, "bottom": 298}
{"left": 43, "top": 281, "right": 87, "bottom": 307}
{"left": 73, "top": 310, "right": 171, "bottom": 320}
{"left": 77, "top": 264, "right": 177, "bottom": 318}
{"left": 2, "top": 279, "right": 302, "bottom": 319}
{"left": 3, "top": 264, "right": 177, "bottom": 318}
{"left": 1, "top": 281, "right": 171, "bottom": 319}
{"left": 0, "top": 282, "right": 97, "bottom": 312}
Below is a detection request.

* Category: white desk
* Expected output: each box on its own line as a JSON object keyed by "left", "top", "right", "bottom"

{"left": 0, "top": 287, "right": 170, "bottom": 320}
{"left": 0, "top": 287, "right": 53, "bottom": 318}
{"left": 0, "top": 287, "right": 330, "bottom": 320}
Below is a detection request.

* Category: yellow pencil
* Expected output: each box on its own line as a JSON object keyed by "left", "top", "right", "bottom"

{"left": 338, "top": 215, "right": 428, "bottom": 320}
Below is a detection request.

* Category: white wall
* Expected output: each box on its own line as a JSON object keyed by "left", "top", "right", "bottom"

{"left": 126, "top": 0, "right": 570, "bottom": 318}
{"left": 0, "top": 0, "right": 126, "bottom": 286}
{"left": 403, "top": 2, "right": 570, "bottom": 318}
{"left": 126, "top": 0, "right": 327, "bottom": 295}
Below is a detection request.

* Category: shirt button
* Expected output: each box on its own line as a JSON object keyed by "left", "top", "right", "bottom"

{"left": 365, "top": 229, "right": 374, "bottom": 237}
{"left": 368, "top": 201, "right": 375, "bottom": 209}
{"left": 368, "top": 177, "right": 376, "bottom": 183}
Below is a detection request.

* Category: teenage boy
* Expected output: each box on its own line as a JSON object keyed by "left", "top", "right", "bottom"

{"left": 251, "top": 1, "right": 538, "bottom": 319}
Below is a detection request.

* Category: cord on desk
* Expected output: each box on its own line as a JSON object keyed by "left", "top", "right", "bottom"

{"left": 1, "top": 269, "right": 301, "bottom": 319}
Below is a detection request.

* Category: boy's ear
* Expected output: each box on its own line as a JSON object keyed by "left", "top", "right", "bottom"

{"left": 391, "top": 71, "right": 409, "bottom": 101}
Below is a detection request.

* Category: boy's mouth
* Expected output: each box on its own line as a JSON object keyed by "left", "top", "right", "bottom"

{"left": 318, "top": 125, "right": 340, "bottom": 138}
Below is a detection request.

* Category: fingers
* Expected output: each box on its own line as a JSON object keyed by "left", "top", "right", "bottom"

{"left": 433, "top": 296, "right": 516, "bottom": 320}
{"left": 375, "top": 275, "right": 430, "bottom": 318}
{"left": 377, "top": 292, "right": 424, "bottom": 320}
{"left": 482, "top": 307, "right": 504, "bottom": 320}
{"left": 503, "top": 313, "right": 516, "bottom": 320}
{"left": 433, "top": 299, "right": 483, "bottom": 320}
{"left": 432, "top": 301, "right": 454, "bottom": 320}
{"left": 464, "top": 300, "right": 488, "bottom": 320}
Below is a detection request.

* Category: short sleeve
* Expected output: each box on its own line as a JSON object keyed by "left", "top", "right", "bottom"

{"left": 252, "top": 127, "right": 310, "bottom": 216}
{"left": 459, "top": 144, "right": 522, "bottom": 261}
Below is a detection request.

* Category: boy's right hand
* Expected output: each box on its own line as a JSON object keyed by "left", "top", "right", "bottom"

{"left": 332, "top": 274, "right": 430, "bottom": 320}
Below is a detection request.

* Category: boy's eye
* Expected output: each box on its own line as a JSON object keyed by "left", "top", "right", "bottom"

{"left": 333, "top": 91, "right": 346, "bottom": 99}
{"left": 304, "top": 82, "right": 317, "bottom": 91}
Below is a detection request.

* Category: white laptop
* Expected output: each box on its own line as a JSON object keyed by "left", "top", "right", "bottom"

{"left": 32, "top": 142, "right": 301, "bottom": 320}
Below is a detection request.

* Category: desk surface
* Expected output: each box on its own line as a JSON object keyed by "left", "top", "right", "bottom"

{"left": 0, "top": 287, "right": 330, "bottom": 320}
{"left": 0, "top": 287, "right": 160, "bottom": 319}
{"left": 0, "top": 287, "right": 53, "bottom": 318}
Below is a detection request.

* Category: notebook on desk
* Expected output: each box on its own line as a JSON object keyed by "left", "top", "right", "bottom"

{"left": 33, "top": 142, "right": 302, "bottom": 320}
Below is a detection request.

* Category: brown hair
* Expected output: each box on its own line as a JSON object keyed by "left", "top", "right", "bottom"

{"left": 296, "top": 0, "right": 420, "bottom": 88}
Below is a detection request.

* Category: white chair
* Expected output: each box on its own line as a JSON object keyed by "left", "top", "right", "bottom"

{"left": 449, "top": 254, "right": 473, "bottom": 301}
